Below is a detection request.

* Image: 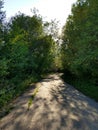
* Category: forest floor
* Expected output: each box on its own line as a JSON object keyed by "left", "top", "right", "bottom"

{"left": 0, "top": 73, "right": 98, "bottom": 130}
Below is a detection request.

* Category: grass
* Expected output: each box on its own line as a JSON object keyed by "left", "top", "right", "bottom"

{"left": 62, "top": 74, "right": 98, "bottom": 102}
{"left": 28, "top": 84, "right": 40, "bottom": 110}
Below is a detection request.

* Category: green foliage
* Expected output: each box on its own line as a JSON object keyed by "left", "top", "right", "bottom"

{"left": 61, "top": 0, "right": 98, "bottom": 102}
{"left": 61, "top": 0, "right": 98, "bottom": 81}
{"left": 0, "top": 58, "right": 9, "bottom": 78}
{"left": 9, "top": 13, "right": 43, "bottom": 43}
{"left": 0, "top": 2, "right": 58, "bottom": 112}
{"left": 8, "top": 42, "right": 29, "bottom": 77}
{"left": 0, "top": 0, "right": 5, "bottom": 42}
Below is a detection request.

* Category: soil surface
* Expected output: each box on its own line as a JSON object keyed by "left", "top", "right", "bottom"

{"left": 0, "top": 73, "right": 98, "bottom": 130}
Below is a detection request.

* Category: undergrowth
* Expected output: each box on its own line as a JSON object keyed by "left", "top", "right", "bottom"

{"left": 0, "top": 75, "right": 41, "bottom": 118}
{"left": 62, "top": 73, "right": 98, "bottom": 102}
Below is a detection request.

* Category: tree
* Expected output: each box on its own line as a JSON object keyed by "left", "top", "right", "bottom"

{"left": 0, "top": 0, "right": 5, "bottom": 43}
{"left": 44, "top": 19, "right": 60, "bottom": 40}
{"left": 61, "top": 0, "right": 98, "bottom": 81}
{"left": 0, "top": 3, "right": 59, "bottom": 108}
{"left": 8, "top": 12, "right": 43, "bottom": 44}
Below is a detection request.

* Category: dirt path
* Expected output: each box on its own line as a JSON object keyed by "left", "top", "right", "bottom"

{"left": 0, "top": 73, "right": 98, "bottom": 130}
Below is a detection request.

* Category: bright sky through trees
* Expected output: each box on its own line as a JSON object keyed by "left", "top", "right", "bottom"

{"left": 4, "top": 0, "right": 77, "bottom": 27}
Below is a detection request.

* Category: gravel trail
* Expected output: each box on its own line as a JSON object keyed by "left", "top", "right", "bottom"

{"left": 0, "top": 73, "right": 98, "bottom": 130}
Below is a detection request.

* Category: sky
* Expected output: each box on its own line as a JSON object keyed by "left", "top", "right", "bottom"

{"left": 4, "top": 0, "right": 77, "bottom": 28}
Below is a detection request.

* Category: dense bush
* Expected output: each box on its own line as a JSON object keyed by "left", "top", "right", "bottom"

{"left": 61, "top": 0, "right": 98, "bottom": 82}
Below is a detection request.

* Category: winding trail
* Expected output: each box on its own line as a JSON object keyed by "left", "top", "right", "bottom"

{"left": 0, "top": 73, "right": 98, "bottom": 130}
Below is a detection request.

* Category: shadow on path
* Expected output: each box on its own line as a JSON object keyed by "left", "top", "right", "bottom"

{"left": 0, "top": 73, "right": 98, "bottom": 130}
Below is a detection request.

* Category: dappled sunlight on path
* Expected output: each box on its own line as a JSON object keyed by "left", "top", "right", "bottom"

{"left": 0, "top": 73, "right": 98, "bottom": 130}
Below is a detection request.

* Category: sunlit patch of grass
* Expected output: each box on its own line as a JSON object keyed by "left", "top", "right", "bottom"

{"left": 27, "top": 85, "right": 40, "bottom": 110}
